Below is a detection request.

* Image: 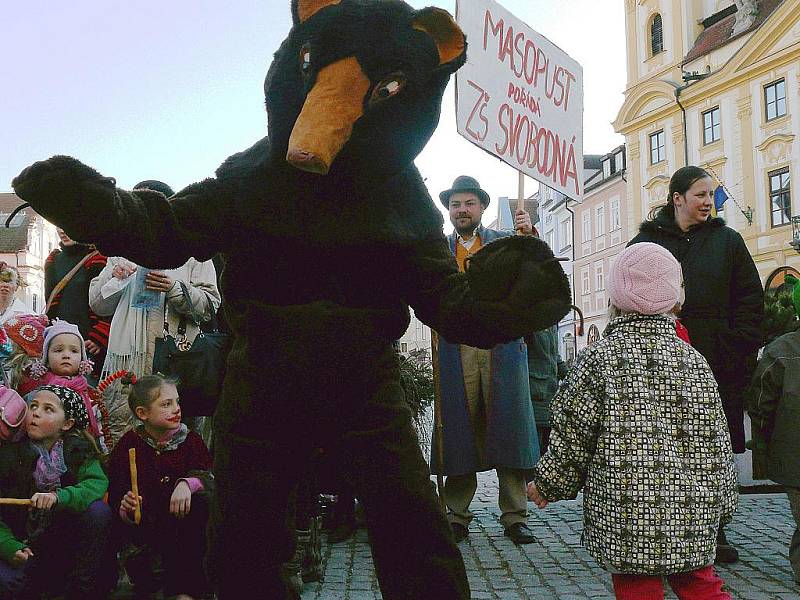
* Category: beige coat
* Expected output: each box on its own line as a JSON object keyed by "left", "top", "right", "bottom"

{"left": 89, "top": 257, "right": 220, "bottom": 447}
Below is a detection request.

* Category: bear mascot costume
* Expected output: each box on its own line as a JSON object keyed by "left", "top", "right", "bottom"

{"left": 12, "top": 0, "right": 571, "bottom": 597}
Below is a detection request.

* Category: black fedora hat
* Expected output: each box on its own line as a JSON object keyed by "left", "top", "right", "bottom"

{"left": 439, "top": 175, "right": 490, "bottom": 208}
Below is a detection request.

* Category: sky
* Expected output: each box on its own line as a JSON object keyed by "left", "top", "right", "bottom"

{"left": 1, "top": 0, "right": 626, "bottom": 229}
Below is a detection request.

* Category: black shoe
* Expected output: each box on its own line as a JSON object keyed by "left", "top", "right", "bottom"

{"left": 715, "top": 527, "right": 739, "bottom": 564}
{"left": 450, "top": 522, "right": 469, "bottom": 543}
{"left": 504, "top": 522, "right": 536, "bottom": 545}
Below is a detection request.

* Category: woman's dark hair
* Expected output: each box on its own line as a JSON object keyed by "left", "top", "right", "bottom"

{"left": 128, "top": 373, "right": 180, "bottom": 416}
{"left": 647, "top": 165, "right": 711, "bottom": 220}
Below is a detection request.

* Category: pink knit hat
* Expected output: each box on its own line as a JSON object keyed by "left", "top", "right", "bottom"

{"left": 609, "top": 243, "right": 682, "bottom": 315}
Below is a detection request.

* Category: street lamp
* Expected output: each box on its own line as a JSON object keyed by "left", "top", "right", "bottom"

{"left": 791, "top": 216, "right": 800, "bottom": 253}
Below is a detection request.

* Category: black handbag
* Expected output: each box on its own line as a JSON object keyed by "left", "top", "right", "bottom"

{"left": 153, "top": 282, "right": 231, "bottom": 416}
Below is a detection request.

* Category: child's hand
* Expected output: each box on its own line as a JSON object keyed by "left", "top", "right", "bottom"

{"left": 170, "top": 481, "right": 192, "bottom": 518}
{"left": 120, "top": 490, "right": 142, "bottom": 524}
{"left": 30, "top": 492, "right": 58, "bottom": 510}
{"left": 526, "top": 482, "right": 548, "bottom": 509}
{"left": 10, "top": 548, "right": 33, "bottom": 566}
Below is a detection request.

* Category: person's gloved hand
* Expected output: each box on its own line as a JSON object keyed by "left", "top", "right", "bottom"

{"left": 12, "top": 156, "right": 118, "bottom": 244}
{"left": 466, "top": 235, "right": 571, "bottom": 337}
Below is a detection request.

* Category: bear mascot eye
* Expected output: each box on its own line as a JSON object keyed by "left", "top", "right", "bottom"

{"left": 300, "top": 44, "right": 312, "bottom": 75}
{"left": 369, "top": 73, "right": 406, "bottom": 106}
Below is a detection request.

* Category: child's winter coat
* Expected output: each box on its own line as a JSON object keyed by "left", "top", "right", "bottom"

{"left": 531, "top": 313, "right": 738, "bottom": 575}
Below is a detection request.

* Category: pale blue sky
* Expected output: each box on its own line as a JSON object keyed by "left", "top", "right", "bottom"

{"left": 1, "top": 1, "right": 626, "bottom": 225}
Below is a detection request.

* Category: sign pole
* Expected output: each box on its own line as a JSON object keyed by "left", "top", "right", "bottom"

{"left": 516, "top": 171, "right": 525, "bottom": 233}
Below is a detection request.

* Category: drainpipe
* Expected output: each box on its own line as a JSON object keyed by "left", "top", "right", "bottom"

{"left": 564, "top": 198, "right": 581, "bottom": 345}
{"left": 674, "top": 87, "right": 690, "bottom": 168}
{"left": 667, "top": 71, "right": 711, "bottom": 167}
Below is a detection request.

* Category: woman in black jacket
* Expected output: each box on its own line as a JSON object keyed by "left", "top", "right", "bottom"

{"left": 629, "top": 165, "right": 764, "bottom": 563}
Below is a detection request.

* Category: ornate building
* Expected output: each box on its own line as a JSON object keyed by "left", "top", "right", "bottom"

{"left": 613, "top": 0, "right": 799, "bottom": 279}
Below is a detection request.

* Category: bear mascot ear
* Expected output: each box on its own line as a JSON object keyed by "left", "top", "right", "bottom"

{"left": 292, "top": 0, "right": 341, "bottom": 24}
{"left": 411, "top": 7, "right": 467, "bottom": 71}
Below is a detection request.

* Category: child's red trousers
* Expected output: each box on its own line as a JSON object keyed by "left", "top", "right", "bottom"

{"left": 612, "top": 565, "right": 731, "bottom": 599}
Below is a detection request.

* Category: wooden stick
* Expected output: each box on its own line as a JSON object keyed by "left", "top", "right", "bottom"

{"left": 0, "top": 498, "right": 31, "bottom": 506}
{"left": 516, "top": 171, "right": 525, "bottom": 234}
{"left": 129, "top": 447, "right": 141, "bottom": 524}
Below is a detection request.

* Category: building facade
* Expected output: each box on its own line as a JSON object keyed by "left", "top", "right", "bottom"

{"left": 574, "top": 146, "right": 629, "bottom": 351}
{"left": 0, "top": 193, "right": 58, "bottom": 314}
{"left": 614, "top": 0, "right": 800, "bottom": 281}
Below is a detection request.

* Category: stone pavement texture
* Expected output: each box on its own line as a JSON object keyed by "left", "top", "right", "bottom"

{"left": 304, "top": 472, "right": 800, "bottom": 600}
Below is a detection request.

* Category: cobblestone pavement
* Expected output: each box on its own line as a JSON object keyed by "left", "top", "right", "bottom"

{"left": 305, "top": 472, "right": 800, "bottom": 600}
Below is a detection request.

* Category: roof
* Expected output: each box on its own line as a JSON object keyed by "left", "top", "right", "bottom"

{"left": 684, "top": 0, "right": 784, "bottom": 64}
{"left": 0, "top": 193, "right": 36, "bottom": 253}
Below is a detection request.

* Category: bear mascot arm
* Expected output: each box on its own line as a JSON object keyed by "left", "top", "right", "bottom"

{"left": 12, "top": 0, "right": 570, "bottom": 350}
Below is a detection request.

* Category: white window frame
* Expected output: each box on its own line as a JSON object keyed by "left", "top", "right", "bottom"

{"left": 702, "top": 106, "right": 721, "bottom": 145}
{"left": 559, "top": 218, "right": 572, "bottom": 251}
{"left": 582, "top": 211, "right": 591, "bottom": 242}
{"left": 581, "top": 267, "right": 590, "bottom": 296}
{"left": 650, "top": 130, "right": 665, "bottom": 164}
{"left": 610, "top": 197, "right": 621, "bottom": 231}
{"left": 765, "top": 78, "right": 787, "bottom": 122}
{"left": 595, "top": 262, "right": 605, "bottom": 291}
{"left": 595, "top": 205, "right": 605, "bottom": 237}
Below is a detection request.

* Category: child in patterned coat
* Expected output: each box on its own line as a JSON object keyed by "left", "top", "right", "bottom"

{"left": 527, "top": 242, "right": 737, "bottom": 600}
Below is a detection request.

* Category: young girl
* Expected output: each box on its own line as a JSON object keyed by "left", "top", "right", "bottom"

{"left": 107, "top": 374, "right": 213, "bottom": 600}
{"left": 0, "top": 384, "right": 116, "bottom": 599}
{"left": 527, "top": 243, "right": 737, "bottom": 600}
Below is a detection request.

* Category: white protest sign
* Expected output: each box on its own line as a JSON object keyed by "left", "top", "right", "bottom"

{"left": 455, "top": 0, "right": 584, "bottom": 200}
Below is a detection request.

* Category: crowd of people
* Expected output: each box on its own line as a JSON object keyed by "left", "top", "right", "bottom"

{"left": 0, "top": 165, "right": 796, "bottom": 600}
{"left": 0, "top": 181, "right": 220, "bottom": 599}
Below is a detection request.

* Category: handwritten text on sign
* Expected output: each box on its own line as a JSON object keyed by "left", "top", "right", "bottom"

{"left": 456, "top": 0, "right": 584, "bottom": 199}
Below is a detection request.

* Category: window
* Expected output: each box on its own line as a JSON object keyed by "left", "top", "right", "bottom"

{"left": 582, "top": 211, "right": 591, "bottom": 242}
{"left": 400, "top": 342, "right": 408, "bottom": 352}
{"left": 595, "top": 262, "right": 605, "bottom": 291}
{"left": 764, "top": 79, "right": 787, "bottom": 121}
{"left": 581, "top": 268, "right": 590, "bottom": 296}
{"left": 559, "top": 218, "right": 572, "bottom": 250}
{"left": 650, "top": 13, "right": 663, "bottom": 56}
{"left": 602, "top": 159, "right": 611, "bottom": 179}
{"left": 596, "top": 205, "right": 605, "bottom": 237}
{"left": 610, "top": 198, "right": 621, "bottom": 231}
{"left": 769, "top": 167, "right": 791, "bottom": 227}
{"left": 32, "top": 294, "right": 38, "bottom": 313}
{"left": 650, "top": 130, "right": 665, "bottom": 164}
{"left": 545, "top": 229, "right": 555, "bottom": 251}
{"left": 702, "top": 107, "right": 721, "bottom": 144}
{"left": 613, "top": 151, "right": 624, "bottom": 173}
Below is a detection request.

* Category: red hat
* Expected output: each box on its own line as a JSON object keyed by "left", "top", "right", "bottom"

{"left": 3, "top": 314, "right": 48, "bottom": 358}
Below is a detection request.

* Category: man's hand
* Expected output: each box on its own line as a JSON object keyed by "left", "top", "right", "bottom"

{"left": 30, "top": 492, "right": 58, "bottom": 510}
{"left": 10, "top": 548, "right": 33, "bottom": 566}
{"left": 85, "top": 339, "right": 101, "bottom": 356}
{"left": 514, "top": 209, "right": 533, "bottom": 235}
{"left": 112, "top": 263, "right": 136, "bottom": 280}
{"left": 145, "top": 271, "right": 175, "bottom": 293}
{"left": 170, "top": 481, "right": 192, "bottom": 518}
{"left": 526, "top": 482, "right": 548, "bottom": 509}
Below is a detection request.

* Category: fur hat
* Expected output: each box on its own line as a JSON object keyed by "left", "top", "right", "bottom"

{"left": 439, "top": 175, "right": 490, "bottom": 208}
{"left": 133, "top": 180, "right": 174, "bottom": 197}
{"left": 43, "top": 320, "right": 92, "bottom": 374}
{"left": 3, "top": 314, "right": 48, "bottom": 358}
{"left": 609, "top": 243, "right": 682, "bottom": 316}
